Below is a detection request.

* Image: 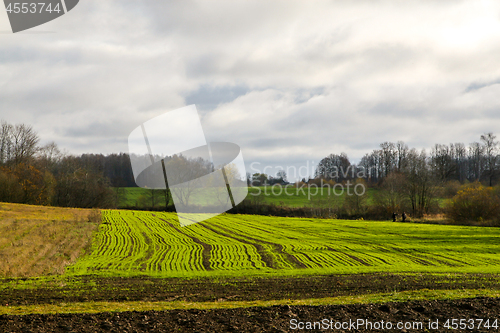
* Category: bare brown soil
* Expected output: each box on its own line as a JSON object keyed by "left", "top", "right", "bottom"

{"left": 0, "top": 273, "right": 499, "bottom": 331}
{"left": 1, "top": 297, "right": 499, "bottom": 332}
{"left": 1, "top": 273, "right": 500, "bottom": 306}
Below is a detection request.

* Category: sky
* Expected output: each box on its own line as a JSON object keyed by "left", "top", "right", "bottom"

{"left": 1, "top": 0, "right": 500, "bottom": 180}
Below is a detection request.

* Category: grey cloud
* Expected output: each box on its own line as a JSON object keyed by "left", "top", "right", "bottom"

{"left": 465, "top": 79, "right": 500, "bottom": 92}
{"left": 63, "top": 120, "right": 129, "bottom": 138}
{"left": 185, "top": 84, "right": 250, "bottom": 112}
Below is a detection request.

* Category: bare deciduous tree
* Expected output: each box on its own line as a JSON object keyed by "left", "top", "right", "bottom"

{"left": 468, "top": 142, "right": 484, "bottom": 182}
{"left": 0, "top": 121, "right": 13, "bottom": 164}
{"left": 315, "top": 153, "right": 351, "bottom": 182}
{"left": 11, "top": 123, "right": 39, "bottom": 165}
{"left": 376, "top": 172, "right": 408, "bottom": 213}
{"left": 0, "top": 121, "right": 40, "bottom": 166}
{"left": 481, "top": 132, "right": 498, "bottom": 186}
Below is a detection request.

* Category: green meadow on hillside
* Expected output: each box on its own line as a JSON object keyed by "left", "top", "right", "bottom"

{"left": 116, "top": 186, "right": 380, "bottom": 208}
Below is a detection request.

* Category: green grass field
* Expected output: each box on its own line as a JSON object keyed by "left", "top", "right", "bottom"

{"left": 246, "top": 186, "right": 380, "bottom": 207}
{"left": 116, "top": 187, "right": 171, "bottom": 207}
{"left": 116, "top": 186, "right": 380, "bottom": 208}
{"left": 66, "top": 210, "right": 500, "bottom": 278}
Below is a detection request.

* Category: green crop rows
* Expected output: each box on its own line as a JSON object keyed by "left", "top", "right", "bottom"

{"left": 66, "top": 210, "right": 500, "bottom": 278}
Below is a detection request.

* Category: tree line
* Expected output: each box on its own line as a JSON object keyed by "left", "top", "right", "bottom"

{"left": 0, "top": 120, "right": 135, "bottom": 208}
{"left": 313, "top": 133, "right": 499, "bottom": 186}
{"left": 243, "top": 133, "right": 500, "bottom": 222}
{"left": 310, "top": 133, "right": 500, "bottom": 220}
{"left": 2, "top": 118, "right": 500, "bottom": 222}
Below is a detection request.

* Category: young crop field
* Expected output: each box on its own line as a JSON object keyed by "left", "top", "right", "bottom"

{"left": 66, "top": 210, "right": 500, "bottom": 278}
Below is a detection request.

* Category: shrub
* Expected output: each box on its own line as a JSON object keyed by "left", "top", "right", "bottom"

{"left": 446, "top": 182, "right": 500, "bottom": 223}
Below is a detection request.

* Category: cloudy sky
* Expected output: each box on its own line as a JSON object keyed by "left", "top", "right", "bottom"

{"left": 1, "top": 0, "right": 500, "bottom": 179}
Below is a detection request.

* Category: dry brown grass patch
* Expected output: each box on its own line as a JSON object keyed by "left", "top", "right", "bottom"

{"left": 0, "top": 202, "right": 100, "bottom": 277}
